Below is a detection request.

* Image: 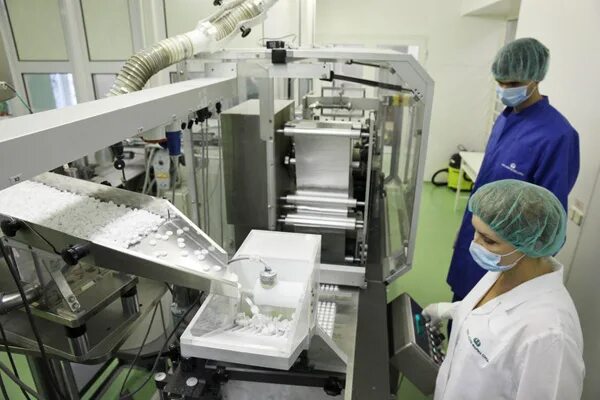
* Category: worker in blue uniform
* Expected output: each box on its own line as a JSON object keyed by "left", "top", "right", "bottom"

{"left": 447, "top": 37, "right": 580, "bottom": 306}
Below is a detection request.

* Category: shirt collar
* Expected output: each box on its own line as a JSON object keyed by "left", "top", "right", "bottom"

{"left": 496, "top": 258, "right": 564, "bottom": 312}
{"left": 502, "top": 96, "right": 550, "bottom": 118}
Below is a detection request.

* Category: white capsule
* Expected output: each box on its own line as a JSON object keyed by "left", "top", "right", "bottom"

{"left": 177, "top": 238, "right": 185, "bottom": 243}
{"left": 166, "top": 231, "right": 173, "bottom": 236}
{"left": 202, "top": 265, "right": 211, "bottom": 272}
{"left": 201, "top": 249, "right": 209, "bottom": 255}
{"left": 193, "top": 250, "right": 202, "bottom": 256}
{"left": 183, "top": 227, "right": 190, "bottom": 232}
{"left": 149, "top": 240, "right": 157, "bottom": 246}
{"left": 196, "top": 254, "right": 206, "bottom": 261}
{"left": 212, "top": 265, "right": 222, "bottom": 272}
{"left": 177, "top": 229, "right": 184, "bottom": 235}
{"left": 161, "top": 235, "right": 169, "bottom": 241}
{"left": 178, "top": 242, "right": 186, "bottom": 248}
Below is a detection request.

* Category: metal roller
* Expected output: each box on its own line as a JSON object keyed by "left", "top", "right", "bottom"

{"left": 282, "top": 194, "right": 364, "bottom": 208}
{"left": 279, "top": 126, "right": 362, "bottom": 138}
{"left": 279, "top": 214, "right": 364, "bottom": 231}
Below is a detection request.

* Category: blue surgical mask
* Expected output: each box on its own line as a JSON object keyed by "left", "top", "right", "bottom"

{"left": 496, "top": 84, "right": 532, "bottom": 107}
{"left": 469, "top": 241, "right": 525, "bottom": 272}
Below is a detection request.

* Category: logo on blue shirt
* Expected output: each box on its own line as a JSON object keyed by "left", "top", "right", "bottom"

{"left": 501, "top": 162, "right": 525, "bottom": 176}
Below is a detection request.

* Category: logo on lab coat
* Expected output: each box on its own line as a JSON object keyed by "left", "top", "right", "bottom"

{"left": 501, "top": 162, "right": 525, "bottom": 176}
{"left": 467, "top": 329, "right": 489, "bottom": 362}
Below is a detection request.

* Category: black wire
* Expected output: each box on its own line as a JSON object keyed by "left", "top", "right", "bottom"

{"left": 0, "top": 243, "right": 66, "bottom": 400}
{"left": 0, "top": 321, "right": 32, "bottom": 400}
{"left": 0, "top": 360, "right": 44, "bottom": 399}
{"left": 0, "top": 371, "right": 10, "bottom": 400}
{"left": 119, "top": 302, "right": 160, "bottom": 397}
{"left": 164, "top": 283, "right": 174, "bottom": 297}
{"left": 119, "top": 297, "right": 200, "bottom": 400}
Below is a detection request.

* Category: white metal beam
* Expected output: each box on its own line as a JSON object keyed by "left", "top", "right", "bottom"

{"left": 0, "top": 77, "right": 236, "bottom": 190}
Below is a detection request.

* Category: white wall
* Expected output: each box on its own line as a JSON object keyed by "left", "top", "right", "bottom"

{"left": 516, "top": 1, "right": 600, "bottom": 398}
{"left": 315, "top": 0, "right": 507, "bottom": 179}
{"left": 516, "top": 0, "right": 600, "bottom": 267}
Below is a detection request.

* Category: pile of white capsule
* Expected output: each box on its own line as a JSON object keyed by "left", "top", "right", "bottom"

{"left": 0, "top": 181, "right": 164, "bottom": 249}
{"left": 233, "top": 313, "right": 292, "bottom": 337}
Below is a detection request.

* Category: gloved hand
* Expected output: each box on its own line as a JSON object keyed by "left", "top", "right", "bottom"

{"left": 422, "top": 302, "right": 456, "bottom": 325}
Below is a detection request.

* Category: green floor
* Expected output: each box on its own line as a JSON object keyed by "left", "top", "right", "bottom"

{"left": 388, "top": 183, "right": 464, "bottom": 399}
{"left": 0, "top": 183, "right": 464, "bottom": 400}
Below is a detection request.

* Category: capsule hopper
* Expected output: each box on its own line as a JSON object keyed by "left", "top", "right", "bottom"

{"left": 0, "top": 172, "right": 238, "bottom": 294}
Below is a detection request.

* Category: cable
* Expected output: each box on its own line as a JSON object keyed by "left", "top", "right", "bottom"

{"left": 0, "top": 81, "right": 33, "bottom": 114}
{"left": 0, "top": 243, "right": 66, "bottom": 400}
{"left": 228, "top": 255, "right": 270, "bottom": 270}
{"left": 257, "top": 33, "right": 297, "bottom": 47}
{"left": 0, "top": 360, "right": 44, "bottom": 399}
{"left": 0, "top": 321, "right": 32, "bottom": 400}
{"left": 119, "top": 297, "right": 200, "bottom": 400}
{"left": 0, "top": 371, "right": 10, "bottom": 400}
{"left": 119, "top": 302, "right": 160, "bottom": 397}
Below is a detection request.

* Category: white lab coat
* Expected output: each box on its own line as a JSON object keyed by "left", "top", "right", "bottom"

{"left": 434, "top": 259, "right": 585, "bottom": 400}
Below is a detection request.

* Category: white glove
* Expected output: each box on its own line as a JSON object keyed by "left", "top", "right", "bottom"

{"left": 422, "top": 302, "right": 456, "bottom": 325}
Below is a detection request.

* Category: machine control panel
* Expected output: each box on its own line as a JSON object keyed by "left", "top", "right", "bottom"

{"left": 413, "top": 311, "right": 446, "bottom": 365}
{"left": 389, "top": 293, "right": 445, "bottom": 395}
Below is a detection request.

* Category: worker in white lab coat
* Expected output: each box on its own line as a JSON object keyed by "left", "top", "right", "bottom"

{"left": 424, "top": 179, "right": 584, "bottom": 400}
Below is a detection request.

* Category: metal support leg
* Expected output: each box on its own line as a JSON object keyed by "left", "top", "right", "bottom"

{"left": 49, "top": 359, "right": 80, "bottom": 400}
{"left": 121, "top": 286, "right": 140, "bottom": 316}
{"left": 27, "top": 357, "right": 60, "bottom": 400}
{"left": 65, "top": 325, "right": 90, "bottom": 356}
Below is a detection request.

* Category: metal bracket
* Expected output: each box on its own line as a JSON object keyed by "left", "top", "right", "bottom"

{"left": 44, "top": 261, "right": 82, "bottom": 313}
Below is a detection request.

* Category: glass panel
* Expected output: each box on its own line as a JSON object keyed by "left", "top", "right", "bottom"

{"left": 164, "top": 0, "right": 263, "bottom": 48}
{"left": 381, "top": 100, "right": 423, "bottom": 282}
{"left": 81, "top": 0, "right": 134, "bottom": 60}
{"left": 92, "top": 74, "right": 117, "bottom": 99}
{"left": 23, "top": 73, "right": 77, "bottom": 113}
{"left": 6, "top": 0, "right": 68, "bottom": 61}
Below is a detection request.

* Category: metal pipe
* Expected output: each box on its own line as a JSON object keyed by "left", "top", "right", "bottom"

{"left": 281, "top": 204, "right": 349, "bottom": 216}
{"left": 0, "top": 283, "right": 42, "bottom": 314}
{"left": 283, "top": 194, "right": 360, "bottom": 208}
{"left": 280, "top": 126, "right": 362, "bottom": 138}
{"left": 279, "top": 215, "right": 363, "bottom": 230}
{"left": 107, "top": 0, "right": 278, "bottom": 97}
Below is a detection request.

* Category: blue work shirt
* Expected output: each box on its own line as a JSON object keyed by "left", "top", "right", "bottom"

{"left": 447, "top": 97, "right": 580, "bottom": 300}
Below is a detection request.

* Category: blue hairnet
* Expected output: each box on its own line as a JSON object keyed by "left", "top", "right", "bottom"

{"left": 492, "top": 38, "right": 550, "bottom": 82}
{"left": 468, "top": 179, "right": 566, "bottom": 258}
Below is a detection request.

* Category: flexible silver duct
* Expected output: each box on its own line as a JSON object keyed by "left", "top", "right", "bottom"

{"left": 107, "top": 0, "right": 276, "bottom": 97}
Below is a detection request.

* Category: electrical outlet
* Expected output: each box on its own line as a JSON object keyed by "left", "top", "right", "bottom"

{"left": 569, "top": 206, "right": 584, "bottom": 226}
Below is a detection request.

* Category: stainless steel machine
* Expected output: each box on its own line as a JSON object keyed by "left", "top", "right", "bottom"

{"left": 0, "top": 13, "right": 435, "bottom": 398}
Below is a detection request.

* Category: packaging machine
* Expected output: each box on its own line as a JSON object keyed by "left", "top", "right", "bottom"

{"left": 0, "top": 5, "right": 435, "bottom": 397}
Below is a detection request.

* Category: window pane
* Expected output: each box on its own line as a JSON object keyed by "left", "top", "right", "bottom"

{"left": 92, "top": 74, "right": 117, "bottom": 99}
{"left": 6, "top": 0, "right": 68, "bottom": 61}
{"left": 23, "top": 73, "right": 77, "bottom": 113}
{"left": 81, "top": 0, "right": 134, "bottom": 60}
